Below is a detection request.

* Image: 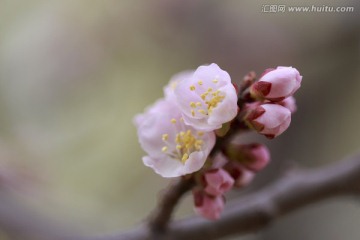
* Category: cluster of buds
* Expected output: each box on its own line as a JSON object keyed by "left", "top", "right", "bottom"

{"left": 134, "top": 63, "right": 302, "bottom": 220}
{"left": 193, "top": 144, "right": 270, "bottom": 219}
{"left": 245, "top": 66, "right": 302, "bottom": 138}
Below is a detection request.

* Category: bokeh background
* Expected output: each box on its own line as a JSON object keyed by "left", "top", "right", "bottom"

{"left": 0, "top": 0, "right": 359, "bottom": 239}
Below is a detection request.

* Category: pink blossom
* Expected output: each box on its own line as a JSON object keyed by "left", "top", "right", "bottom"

{"left": 133, "top": 98, "right": 175, "bottom": 128}
{"left": 193, "top": 190, "right": 225, "bottom": 220}
{"left": 204, "top": 168, "right": 234, "bottom": 196}
{"left": 226, "top": 162, "right": 255, "bottom": 188}
{"left": 278, "top": 96, "right": 297, "bottom": 113}
{"left": 245, "top": 103, "right": 291, "bottom": 139}
{"left": 135, "top": 99, "right": 216, "bottom": 178}
{"left": 226, "top": 143, "right": 270, "bottom": 172}
{"left": 250, "top": 66, "right": 302, "bottom": 101}
{"left": 164, "top": 70, "right": 194, "bottom": 99}
{"left": 173, "top": 63, "right": 238, "bottom": 131}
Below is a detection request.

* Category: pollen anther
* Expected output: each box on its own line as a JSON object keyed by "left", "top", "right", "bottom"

{"left": 162, "top": 134, "right": 169, "bottom": 141}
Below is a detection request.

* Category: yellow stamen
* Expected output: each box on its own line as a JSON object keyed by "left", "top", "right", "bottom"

{"left": 191, "top": 109, "right": 195, "bottom": 116}
{"left": 203, "top": 89, "right": 224, "bottom": 115}
{"left": 198, "top": 80, "right": 203, "bottom": 85}
{"left": 212, "top": 79, "right": 218, "bottom": 83}
{"left": 195, "top": 140, "right": 203, "bottom": 150}
{"left": 181, "top": 153, "right": 189, "bottom": 163}
{"left": 162, "top": 146, "right": 168, "bottom": 152}
{"left": 190, "top": 85, "right": 196, "bottom": 91}
{"left": 200, "top": 93, "right": 208, "bottom": 100}
{"left": 172, "top": 130, "right": 203, "bottom": 164}
{"left": 198, "top": 109, "right": 206, "bottom": 115}
{"left": 190, "top": 102, "right": 196, "bottom": 108}
{"left": 170, "top": 118, "right": 177, "bottom": 124}
{"left": 196, "top": 102, "right": 202, "bottom": 107}
{"left": 197, "top": 131, "right": 204, "bottom": 136}
{"left": 196, "top": 140, "right": 204, "bottom": 145}
{"left": 162, "top": 134, "right": 168, "bottom": 141}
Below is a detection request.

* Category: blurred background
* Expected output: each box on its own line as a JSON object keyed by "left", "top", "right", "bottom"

{"left": 0, "top": 0, "right": 359, "bottom": 239}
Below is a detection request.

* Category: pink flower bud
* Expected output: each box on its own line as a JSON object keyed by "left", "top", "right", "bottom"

{"left": 277, "top": 96, "right": 297, "bottom": 113}
{"left": 203, "top": 168, "right": 234, "bottom": 196}
{"left": 226, "top": 143, "right": 270, "bottom": 172}
{"left": 225, "top": 162, "right": 255, "bottom": 188}
{"left": 211, "top": 153, "right": 229, "bottom": 169}
{"left": 250, "top": 66, "right": 302, "bottom": 101}
{"left": 245, "top": 103, "right": 291, "bottom": 139}
{"left": 193, "top": 190, "right": 225, "bottom": 220}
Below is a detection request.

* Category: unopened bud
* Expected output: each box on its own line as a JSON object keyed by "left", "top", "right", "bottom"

{"left": 244, "top": 103, "right": 291, "bottom": 139}
{"left": 226, "top": 143, "right": 270, "bottom": 172}
{"left": 203, "top": 168, "right": 234, "bottom": 196}
{"left": 250, "top": 66, "right": 302, "bottom": 101}
{"left": 193, "top": 189, "right": 225, "bottom": 220}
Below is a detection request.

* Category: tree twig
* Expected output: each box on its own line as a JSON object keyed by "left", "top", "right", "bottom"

{"left": 147, "top": 177, "right": 194, "bottom": 232}
{"left": 1, "top": 154, "right": 360, "bottom": 240}
{"left": 104, "top": 153, "right": 360, "bottom": 240}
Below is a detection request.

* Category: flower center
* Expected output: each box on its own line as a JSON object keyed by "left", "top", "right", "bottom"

{"left": 189, "top": 84, "right": 225, "bottom": 116}
{"left": 175, "top": 130, "right": 204, "bottom": 163}
{"left": 203, "top": 88, "right": 225, "bottom": 114}
{"left": 161, "top": 118, "right": 204, "bottom": 164}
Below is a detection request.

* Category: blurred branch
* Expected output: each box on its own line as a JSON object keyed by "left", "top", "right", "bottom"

{"left": 104, "top": 153, "right": 360, "bottom": 240}
{"left": 147, "top": 177, "right": 194, "bottom": 232}
{"left": 1, "top": 154, "right": 360, "bottom": 240}
{"left": 163, "top": 155, "right": 360, "bottom": 240}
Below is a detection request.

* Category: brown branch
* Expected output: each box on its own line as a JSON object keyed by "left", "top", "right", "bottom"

{"left": 165, "top": 155, "right": 360, "bottom": 239}
{"left": 147, "top": 177, "right": 194, "bottom": 232}
{"left": 104, "top": 153, "right": 360, "bottom": 240}
{"left": 146, "top": 103, "right": 249, "bottom": 233}
{"left": 1, "top": 154, "right": 360, "bottom": 240}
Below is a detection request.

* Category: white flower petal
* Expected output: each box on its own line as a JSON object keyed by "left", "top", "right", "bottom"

{"left": 208, "top": 84, "right": 238, "bottom": 126}
{"left": 142, "top": 156, "right": 184, "bottom": 178}
{"left": 257, "top": 104, "right": 291, "bottom": 129}
{"left": 164, "top": 70, "right": 194, "bottom": 99}
{"left": 193, "top": 63, "right": 231, "bottom": 85}
{"left": 173, "top": 63, "right": 237, "bottom": 131}
{"left": 136, "top": 97, "right": 216, "bottom": 177}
